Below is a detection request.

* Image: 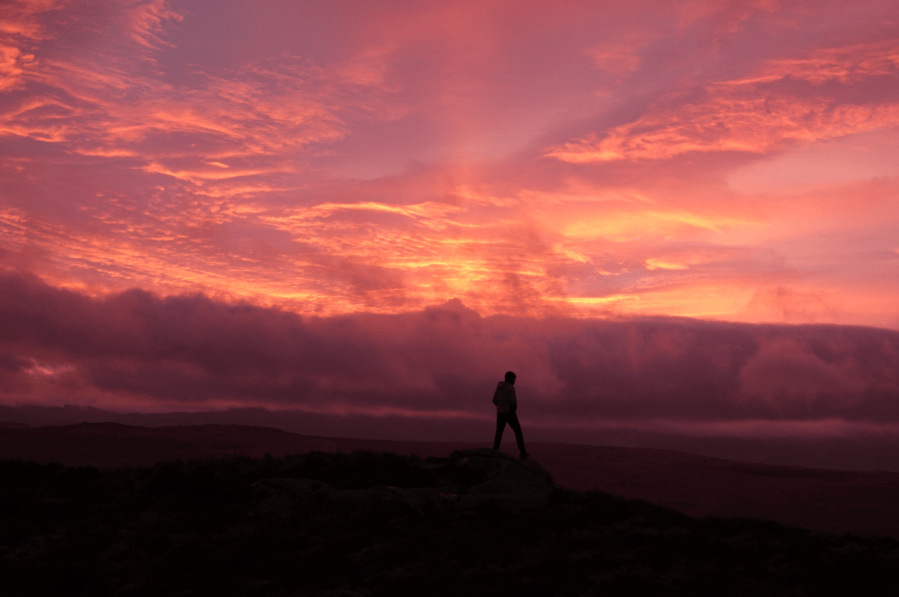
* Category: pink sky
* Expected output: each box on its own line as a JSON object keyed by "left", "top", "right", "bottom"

{"left": 1, "top": 1, "right": 899, "bottom": 437}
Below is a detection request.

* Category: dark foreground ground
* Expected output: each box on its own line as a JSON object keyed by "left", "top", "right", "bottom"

{"left": 4, "top": 422, "right": 899, "bottom": 538}
{"left": 2, "top": 449, "right": 898, "bottom": 597}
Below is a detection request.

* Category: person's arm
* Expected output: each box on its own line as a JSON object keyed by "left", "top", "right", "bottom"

{"left": 508, "top": 386, "right": 517, "bottom": 413}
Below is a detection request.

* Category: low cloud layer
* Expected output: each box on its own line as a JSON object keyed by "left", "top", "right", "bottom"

{"left": 4, "top": 272, "right": 898, "bottom": 432}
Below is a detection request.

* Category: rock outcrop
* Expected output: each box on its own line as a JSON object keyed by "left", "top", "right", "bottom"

{"left": 251, "top": 448, "right": 555, "bottom": 518}
{"left": 433, "top": 448, "right": 554, "bottom": 491}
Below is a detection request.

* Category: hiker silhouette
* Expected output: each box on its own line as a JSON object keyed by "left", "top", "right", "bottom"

{"left": 492, "top": 371, "right": 529, "bottom": 459}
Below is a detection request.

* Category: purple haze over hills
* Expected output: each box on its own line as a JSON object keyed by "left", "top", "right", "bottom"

{"left": 2, "top": 403, "right": 899, "bottom": 473}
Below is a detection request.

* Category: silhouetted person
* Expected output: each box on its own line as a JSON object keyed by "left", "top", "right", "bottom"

{"left": 492, "top": 371, "right": 529, "bottom": 459}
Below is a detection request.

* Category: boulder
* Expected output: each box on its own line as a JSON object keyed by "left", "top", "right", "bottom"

{"left": 430, "top": 448, "right": 554, "bottom": 493}
{"left": 250, "top": 477, "right": 335, "bottom": 518}
{"left": 251, "top": 477, "right": 331, "bottom": 494}
{"left": 250, "top": 449, "right": 556, "bottom": 520}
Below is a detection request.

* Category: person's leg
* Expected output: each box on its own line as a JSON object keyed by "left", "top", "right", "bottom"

{"left": 493, "top": 413, "right": 508, "bottom": 449}
{"left": 507, "top": 413, "right": 528, "bottom": 457}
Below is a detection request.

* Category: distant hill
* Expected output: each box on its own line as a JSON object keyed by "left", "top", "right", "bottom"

{"left": 3, "top": 403, "right": 899, "bottom": 472}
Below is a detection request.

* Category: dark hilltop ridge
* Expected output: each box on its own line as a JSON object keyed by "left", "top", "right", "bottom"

{"left": 2, "top": 445, "right": 899, "bottom": 596}
{"left": 4, "top": 421, "right": 899, "bottom": 538}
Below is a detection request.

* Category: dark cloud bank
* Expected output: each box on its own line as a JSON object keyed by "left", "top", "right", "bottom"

{"left": 2, "top": 270, "right": 899, "bottom": 470}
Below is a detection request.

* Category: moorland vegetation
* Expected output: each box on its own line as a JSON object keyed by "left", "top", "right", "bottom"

{"left": 1, "top": 448, "right": 898, "bottom": 596}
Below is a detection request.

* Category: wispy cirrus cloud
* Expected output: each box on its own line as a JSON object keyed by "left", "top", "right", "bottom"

{"left": 0, "top": 0, "right": 403, "bottom": 191}
{"left": 546, "top": 41, "right": 899, "bottom": 163}
{"left": 1, "top": 0, "right": 898, "bottom": 331}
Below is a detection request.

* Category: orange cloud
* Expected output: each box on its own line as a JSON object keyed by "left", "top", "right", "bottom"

{"left": 2, "top": 0, "right": 898, "bottom": 330}
{"left": 0, "top": 0, "right": 404, "bottom": 200}
{"left": 548, "top": 41, "right": 899, "bottom": 162}
{"left": 0, "top": 43, "right": 28, "bottom": 91}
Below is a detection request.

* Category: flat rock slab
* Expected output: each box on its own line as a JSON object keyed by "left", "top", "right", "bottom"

{"left": 429, "top": 448, "right": 554, "bottom": 490}
{"left": 249, "top": 449, "right": 558, "bottom": 519}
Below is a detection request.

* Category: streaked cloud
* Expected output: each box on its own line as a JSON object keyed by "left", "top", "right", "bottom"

{"left": 1, "top": 0, "right": 898, "bottom": 350}
{"left": 547, "top": 41, "right": 899, "bottom": 163}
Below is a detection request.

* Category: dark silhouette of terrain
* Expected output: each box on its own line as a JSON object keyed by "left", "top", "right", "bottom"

{"left": 3, "top": 422, "right": 899, "bottom": 539}
{"left": 1, "top": 448, "right": 898, "bottom": 596}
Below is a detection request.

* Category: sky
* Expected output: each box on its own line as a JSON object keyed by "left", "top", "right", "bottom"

{"left": 1, "top": 0, "right": 899, "bottom": 440}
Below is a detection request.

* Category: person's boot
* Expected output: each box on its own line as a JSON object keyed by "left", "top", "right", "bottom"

{"left": 520, "top": 451, "right": 530, "bottom": 460}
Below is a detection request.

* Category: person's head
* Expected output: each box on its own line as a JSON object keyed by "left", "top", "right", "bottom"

{"left": 504, "top": 371, "right": 517, "bottom": 384}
